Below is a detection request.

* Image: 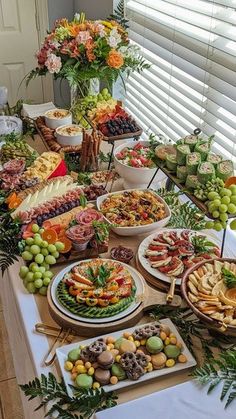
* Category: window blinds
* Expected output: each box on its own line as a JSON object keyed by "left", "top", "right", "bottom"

{"left": 124, "top": 0, "right": 236, "bottom": 162}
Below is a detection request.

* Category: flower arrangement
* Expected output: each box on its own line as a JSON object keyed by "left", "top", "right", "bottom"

{"left": 27, "top": 12, "right": 149, "bottom": 91}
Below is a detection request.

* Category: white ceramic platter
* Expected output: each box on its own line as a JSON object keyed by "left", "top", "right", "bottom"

{"left": 50, "top": 259, "right": 145, "bottom": 324}
{"left": 96, "top": 189, "right": 171, "bottom": 236}
{"left": 56, "top": 318, "right": 197, "bottom": 396}
{"left": 138, "top": 228, "right": 229, "bottom": 286}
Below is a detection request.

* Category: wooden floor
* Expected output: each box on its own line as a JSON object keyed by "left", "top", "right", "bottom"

{"left": 0, "top": 297, "right": 24, "bottom": 419}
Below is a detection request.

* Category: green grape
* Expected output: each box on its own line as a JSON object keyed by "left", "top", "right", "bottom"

{"left": 39, "top": 286, "right": 48, "bottom": 296}
{"left": 48, "top": 244, "right": 57, "bottom": 253}
{"left": 41, "top": 262, "right": 49, "bottom": 270}
{"left": 227, "top": 203, "right": 236, "bottom": 214}
{"left": 44, "top": 270, "right": 53, "bottom": 279}
{"left": 213, "top": 199, "right": 221, "bottom": 208}
{"left": 212, "top": 210, "right": 220, "bottom": 218}
{"left": 55, "top": 241, "right": 65, "bottom": 251}
{"left": 43, "top": 277, "right": 51, "bottom": 286}
{"left": 219, "top": 204, "right": 227, "bottom": 213}
{"left": 24, "top": 245, "right": 30, "bottom": 252}
{"left": 32, "top": 224, "right": 40, "bottom": 233}
{"left": 33, "top": 233, "right": 41, "bottom": 239}
{"left": 207, "top": 191, "right": 219, "bottom": 201}
{"left": 29, "top": 262, "right": 39, "bottom": 272}
{"left": 39, "top": 228, "right": 44, "bottom": 234}
{"left": 27, "top": 283, "right": 37, "bottom": 294}
{"left": 34, "top": 272, "right": 42, "bottom": 280}
{"left": 220, "top": 188, "right": 232, "bottom": 197}
{"left": 19, "top": 266, "right": 29, "bottom": 278}
{"left": 229, "top": 185, "right": 236, "bottom": 195}
{"left": 23, "top": 279, "right": 28, "bottom": 289}
{"left": 30, "top": 245, "right": 41, "bottom": 255}
{"left": 34, "top": 236, "right": 43, "bottom": 246}
{"left": 219, "top": 213, "right": 228, "bottom": 222}
{"left": 26, "top": 272, "right": 34, "bottom": 282}
{"left": 230, "top": 219, "right": 236, "bottom": 230}
{"left": 205, "top": 221, "right": 214, "bottom": 229}
{"left": 51, "top": 251, "right": 59, "bottom": 259}
{"left": 22, "top": 251, "right": 33, "bottom": 261}
{"left": 41, "top": 248, "right": 49, "bottom": 256}
{"left": 34, "top": 279, "right": 43, "bottom": 289}
{"left": 221, "top": 221, "right": 227, "bottom": 229}
{"left": 38, "top": 266, "right": 46, "bottom": 274}
{"left": 214, "top": 221, "right": 223, "bottom": 231}
{"left": 35, "top": 254, "right": 44, "bottom": 264}
{"left": 25, "top": 237, "right": 34, "bottom": 245}
{"left": 41, "top": 240, "right": 48, "bottom": 248}
{"left": 230, "top": 195, "right": 236, "bottom": 205}
{"left": 45, "top": 255, "right": 56, "bottom": 265}
{"left": 221, "top": 196, "right": 231, "bottom": 205}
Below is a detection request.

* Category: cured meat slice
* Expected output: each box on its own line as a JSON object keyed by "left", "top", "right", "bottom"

{"left": 75, "top": 209, "right": 103, "bottom": 226}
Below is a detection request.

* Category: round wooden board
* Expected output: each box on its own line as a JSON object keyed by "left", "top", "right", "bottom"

{"left": 47, "top": 270, "right": 181, "bottom": 337}
{"left": 135, "top": 255, "right": 181, "bottom": 294}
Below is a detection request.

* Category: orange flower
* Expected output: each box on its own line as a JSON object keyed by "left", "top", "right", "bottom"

{"left": 68, "top": 23, "right": 81, "bottom": 37}
{"left": 86, "top": 50, "right": 96, "bottom": 62}
{"left": 106, "top": 49, "right": 124, "bottom": 69}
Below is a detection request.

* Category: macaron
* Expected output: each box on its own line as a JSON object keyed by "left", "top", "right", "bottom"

{"left": 94, "top": 368, "right": 111, "bottom": 385}
{"left": 76, "top": 373, "right": 93, "bottom": 389}
{"left": 97, "top": 350, "right": 114, "bottom": 369}
{"left": 164, "top": 344, "right": 181, "bottom": 359}
{"left": 151, "top": 352, "right": 167, "bottom": 370}
{"left": 111, "top": 363, "right": 126, "bottom": 381}
{"left": 119, "top": 340, "right": 136, "bottom": 354}
{"left": 68, "top": 347, "right": 81, "bottom": 362}
{"left": 146, "top": 336, "right": 164, "bottom": 354}
{"left": 114, "top": 337, "right": 126, "bottom": 350}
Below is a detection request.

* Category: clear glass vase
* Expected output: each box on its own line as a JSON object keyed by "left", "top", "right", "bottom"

{"left": 70, "top": 78, "right": 100, "bottom": 106}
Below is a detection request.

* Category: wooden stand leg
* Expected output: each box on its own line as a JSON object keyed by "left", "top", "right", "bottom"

{"left": 147, "top": 167, "right": 159, "bottom": 189}
{"left": 220, "top": 224, "right": 227, "bottom": 258}
{"left": 108, "top": 141, "right": 115, "bottom": 170}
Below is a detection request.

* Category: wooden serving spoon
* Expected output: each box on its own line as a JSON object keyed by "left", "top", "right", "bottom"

{"left": 166, "top": 276, "right": 176, "bottom": 304}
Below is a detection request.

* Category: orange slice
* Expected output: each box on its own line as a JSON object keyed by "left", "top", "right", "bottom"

{"left": 225, "top": 176, "right": 236, "bottom": 188}
{"left": 22, "top": 230, "right": 34, "bottom": 239}
{"left": 57, "top": 236, "right": 72, "bottom": 253}
{"left": 49, "top": 224, "right": 61, "bottom": 234}
{"left": 8, "top": 196, "right": 22, "bottom": 209}
{"left": 42, "top": 220, "right": 52, "bottom": 229}
{"left": 6, "top": 192, "right": 17, "bottom": 204}
{"left": 41, "top": 228, "right": 58, "bottom": 244}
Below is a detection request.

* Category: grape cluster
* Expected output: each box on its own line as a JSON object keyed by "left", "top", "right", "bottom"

{"left": 100, "top": 116, "right": 139, "bottom": 137}
{"left": 19, "top": 224, "right": 65, "bottom": 295}
{"left": 205, "top": 184, "right": 236, "bottom": 231}
{"left": 194, "top": 178, "right": 224, "bottom": 201}
{"left": 72, "top": 88, "right": 112, "bottom": 126}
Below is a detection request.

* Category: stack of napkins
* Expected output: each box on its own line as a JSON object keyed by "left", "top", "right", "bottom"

{"left": 22, "top": 102, "right": 56, "bottom": 119}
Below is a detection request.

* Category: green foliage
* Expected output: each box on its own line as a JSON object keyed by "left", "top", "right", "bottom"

{"left": 0, "top": 212, "right": 22, "bottom": 275}
{"left": 20, "top": 373, "right": 118, "bottom": 418}
{"left": 87, "top": 263, "right": 113, "bottom": 287}
{"left": 222, "top": 268, "right": 236, "bottom": 289}
{"left": 108, "top": 0, "right": 129, "bottom": 29}
{"left": 99, "top": 151, "right": 113, "bottom": 164}
{"left": 92, "top": 221, "right": 110, "bottom": 244}
{"left": 191, "top": 235, "right": 216, "bottom": 254}
{"left": 193, "top": 350, "right": 236, "bottom": 408}
{"left": 77, "top": 172, "right": 92, "bottom": 186}
{"left": 157, "top": 189, "right": 207, "bottom": 230}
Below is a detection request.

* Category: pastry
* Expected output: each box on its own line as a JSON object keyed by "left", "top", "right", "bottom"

{"left": 146, "top": 336, "right": 164, "bottom": 354}
{"left": 164, "top": 345, "right": 181, "bottom": 359}
{"left": 120, "top": 352, "right": 136, "bottom": 369}
{"left": 119, "top": 339, "right": 137, "bottom": 354}
{"left": 126, "top": 363, "right": 145, "bottom": 381}
{"left": 94, "top": 368, "right": 111, "bottom": 385}
{"left": 89, "top": 340, "right": 107, "bottom": 356}
{"left": 135, "top": 352, "right": 149, "bottom": 368}
{"left": 76, "top": 373, "right": 93, "bottom": 389}
{"left": 132, "top": 323, "right": 160, "bottom": 340}
{"left": 151, "top": 352, "right": 167, "bottom": 369}
{"left": 111, "top": 363, "right": 126, "bottom": 381}
{"left": 97, "top": 350, "right": 114, "bottom": 369}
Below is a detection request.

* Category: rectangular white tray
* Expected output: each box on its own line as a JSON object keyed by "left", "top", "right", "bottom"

{"left": 56, "top": 318, "right": 196, "bottom": 396}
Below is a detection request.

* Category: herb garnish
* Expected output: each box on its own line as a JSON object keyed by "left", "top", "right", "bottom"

{"left": 87, "top": 264, "right": 113, "bottom": 287}
{"left": 191, "top": 235, "right": 216, "bottom": 253}
{"left": 222, "top": 268, "right": 236, "bottom": 289}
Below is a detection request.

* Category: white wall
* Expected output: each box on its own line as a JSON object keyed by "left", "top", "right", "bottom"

{"left": 74, "top": 0, "right": 113, "bottom": 19}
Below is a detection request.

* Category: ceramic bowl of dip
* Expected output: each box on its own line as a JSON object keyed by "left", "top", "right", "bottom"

{"left": 44, "top": 109, "right": 72, "bottom": 129}
{"left": 55, "top": 124, "right": 83, "bottom": 146}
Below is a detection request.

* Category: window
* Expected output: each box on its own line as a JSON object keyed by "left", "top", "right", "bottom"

{"left": 124, "top": 0, "right": 236, "bottom": 163}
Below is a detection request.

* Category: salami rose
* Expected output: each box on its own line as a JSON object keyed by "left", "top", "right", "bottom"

{"left": 3, "top": 158, "right": 25, "bottom": 174}
{"left": 66, "top": 225, "right": 94, "bottom": 251}
{"left": 75, "top": 209, "right": 103, "bottom": 226}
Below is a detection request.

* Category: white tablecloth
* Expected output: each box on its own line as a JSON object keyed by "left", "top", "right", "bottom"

{"left": 95, "top": 381, "right": 235, "bottom": 419}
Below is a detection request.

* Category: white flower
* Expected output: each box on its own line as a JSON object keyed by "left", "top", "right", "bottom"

{"left": 119, "top": 44, "right": 140, "bottom": 59}
{"left": 107, "top": 28, "right": 122, "bottom": 48}
{"left": 94, "top": 21, "right": 106, "bottom": 37}
{"left": 74, "top": 13, "right": 80, "bottom": 22}
{"left": 45, "top": 53, "right": 62, "bottom": 74}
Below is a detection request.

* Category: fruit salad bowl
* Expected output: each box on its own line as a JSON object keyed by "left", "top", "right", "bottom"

{"left": 114, "top": 141, "right": 165, "bottom": 189}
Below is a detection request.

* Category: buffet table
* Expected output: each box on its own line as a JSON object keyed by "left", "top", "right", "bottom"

{"left": 1, "top": 134, "right": 235, "bottom": 419}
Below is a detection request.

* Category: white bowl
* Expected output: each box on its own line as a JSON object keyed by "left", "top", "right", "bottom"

{"left": 44, "top": 108, "right": 72, "bottom": 129}
{"left": 55, "top": 124, "right": 83, "bottom": 146}
{"left": 114, "top": 140, "right": 158, "bottom": 188}
{"left": 97, "top": 189, "right": 171, "bottom": 236}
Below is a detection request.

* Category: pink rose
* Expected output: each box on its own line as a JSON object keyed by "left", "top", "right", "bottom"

{"left": 45, "top": 53, "right": 62, "bottom": 74}
{"left": 76, "top": 30, "right": 92, "bottom": 45}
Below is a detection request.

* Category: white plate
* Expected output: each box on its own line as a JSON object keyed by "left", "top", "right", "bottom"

{"left": 138, "top": 228, "right": 226, "bottom": 285}
{"left": 96, "top": 189, "right": 171, "bottom": 236}
{"left": 50, "top": 259, "right": 145, "bottom": 324}
{"left": 56, "top": 318, "right": 197, "bottom": 396}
